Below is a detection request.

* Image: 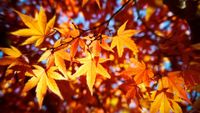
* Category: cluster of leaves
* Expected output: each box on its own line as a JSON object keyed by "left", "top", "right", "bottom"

{"left": 0, "top": 0, "right": 200, "bottom": 112}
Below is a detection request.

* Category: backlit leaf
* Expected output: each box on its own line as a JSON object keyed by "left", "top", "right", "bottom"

{"left": 72, "top": 53, "right": 110, "bottom": 94}
{"left": 111, "top": 21, "right": 139, "bottom": 57}
{"left": 11, "top": 7, "right": 56, "bottom": 46}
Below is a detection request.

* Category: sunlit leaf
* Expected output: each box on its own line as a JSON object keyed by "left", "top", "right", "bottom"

{"left": 11, "top": 7, "right": 56, "bottom": 46}
{"left": 22, "top": 65, "right": 65, "bottom": 108}
{"left": 72, "top": 53, "right": 110, "bottom": 95}
{"left": 111, "top": 21, "right": 139, "bottom": 57}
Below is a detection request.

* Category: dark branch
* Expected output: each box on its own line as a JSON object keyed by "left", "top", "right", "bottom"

{"left": 52, "top": 0, "right": 132, "bottom": 52}
{"left": 82, "top": 0, "right": 132, "bottom": 32}
{"left": 133, "top": 0, "right": 166, "bottom": 39}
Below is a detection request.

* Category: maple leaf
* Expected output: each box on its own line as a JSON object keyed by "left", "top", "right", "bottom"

{"left": 82, "top": 0, "right": 101, "bottom": 8}
{"left": 22, "top": 65, "right": 65, "bottom": 108}
{"left": 150, "top": 92, "right": 171, "bottom": 113}
{"left": 0, "top": 46, "right": 21, "bottom": 67}
{"left": 11, "top": 7, "right": 56, "bottom": 46}
{"left": 70, "top": 38, "right": 85, "bottom": 59}
{"left": 121, "top": 58, "right": 154, "bottom": 86}
{"left": 100, "top": 38, "right": 114, "bottom": 52}
{"left": 56, "top": 23, "right": 85, "bottom": 60}
{"left": 72, "top": 53, "right": 111, "bottom": 95}
{"left": 111, "top": 21, "right": 139, "bottom": 57}
{"left": 150, "top": 91, "right": 182, "bottom": 113}
{"left": 38, "top": 40, "right": 71, "bottom": 79}
{"left": 56, "top": 22, "right": 80, "bottom": 38}
{"left": 150, "top": 74, "right": 185, "bottom": 113}
{"left": 91, "top": 35, "right": 114, "bottom": 56}
{"left": 0, "top": 46, "right": 29, "bottom": 68}
{"left": 145, "top": 6, "right": 155, "bottom": 21}
{"left": 0, "top": 46, "right": 21, "bottom": 58}
{"left": 183, "top": 64, "right": 200, "bottom": 88}
{"left": 158, "top": 71, "right": 191, "bottom": 103}
{"left": 120, "top": 79, "right": 142, "bottom": 106}
{"left": 84, "top": 34, "right": 113, "bottom": 57}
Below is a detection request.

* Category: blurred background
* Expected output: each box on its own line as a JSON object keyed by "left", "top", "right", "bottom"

{"left": 0, "top": 0, "right": 200, "bottom": 112}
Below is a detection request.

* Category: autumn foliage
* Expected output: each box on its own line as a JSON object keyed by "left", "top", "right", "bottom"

{"left": 0, "top": 0, "right": 200, "bottom": 113}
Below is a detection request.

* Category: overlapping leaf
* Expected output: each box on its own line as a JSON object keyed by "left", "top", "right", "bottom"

{"left": 90, "top": 35, "right": 114, "bottom": 57}
{"left": 38, "top": 40, "right": 71, "bottom": 79}
{"left": 158, "top": 71, "right": 190, "bottom": 103}
{"left": 56, "top": 23, "right": 85, "bottom": 60}
{"left": 150, "top": 72, "right": 187, "bottom": 113}
{"left": 150, "top": 91, "right": 182, "bottom": 113}
{"left": 121, "top": 58, "right": 154, "bottom": 86}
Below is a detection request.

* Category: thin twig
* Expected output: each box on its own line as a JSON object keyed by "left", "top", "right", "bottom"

{"left": 133, "top": 0, "right": 166, "bottom": 39}
{"left": 52, "top": 0, "right": 132, "bottom": 52}
{"left": 82, "top": 0, "right": 132, "bottom": 32}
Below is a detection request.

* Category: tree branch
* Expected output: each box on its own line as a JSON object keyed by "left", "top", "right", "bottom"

{"left": 82, "top": 0, "right": 132, "bottom": 32}
{"left": 133, "top": 0, "right": 166, "bottom": 39}
{"left": 52, "top": 0, "right": 132, "bottom": 52}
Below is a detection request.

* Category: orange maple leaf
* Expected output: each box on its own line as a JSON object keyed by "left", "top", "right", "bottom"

{"left": 92, "top": 35, "right": 114, "bottom": 54}
{"left": 158, "top": 71, "right": 191, "bottom": 103}
{"left": 56, "top": 23, "right": 85, "bottom": 60}
{"left": 121, "top": 58, "right": 154, "bottom": 86}
{"left": 85, "top": 35, "right": 113, "bottom": 57}
{"left": 183, "top": 64, "right": 200, "bottom": 88}
{"left": 70, "top": 38, "right": 85, "bottom": 59}
{"left": 145, "top": 6, "right": 155, "bottom": 21}
{"left": 150, "top": 73, "right": 187, "bottom": 113}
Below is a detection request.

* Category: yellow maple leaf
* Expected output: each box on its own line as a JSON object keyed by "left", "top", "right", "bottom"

{"left": 22, "top": 65, "right": 65, "bottom": 108}
{"left": 0, "top": 46, "right": 22, "bottom": 58}
{"left": 38, "top": 40, "right": 71, "bottom": 79}
{"left": 0, "top": 46, "right": 31, "bottom": 78}
{"left": 72, "top": 53, "right": 111, "bottom": 95}
{"left": 0, "top": 46, "right": 26, "bottom": 68}
{"left": 11, "top": 7, "right": 56, "bottom": 46}
{"left": 111, "top": 21, "right": 139, "bottom": 57}
{"left": 150, "top": 91, "right": 182, "bottom": 113}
